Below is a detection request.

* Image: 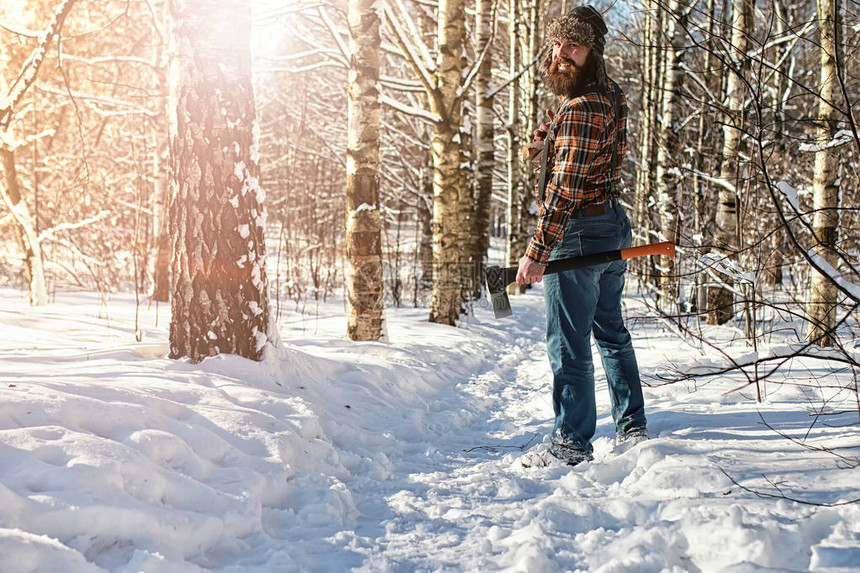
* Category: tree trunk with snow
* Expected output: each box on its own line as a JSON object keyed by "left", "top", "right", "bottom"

{"left": 427, "top": 0, "right": 467, "bottom": 326}
{"left": 167, "top": 0, "right": 273, "bottom": 362}
{"left": 707, "top": 0, "right": 752, "bottom": 325}
{"left": 805, "top": 0, "right": 842, "bottom": 347}
{"left": 655, "top": 0, "right": 687, "bottom": 308}
{"left": 0, "top": 145, "right": 48, "bottom": 306}
{"left": 345, "top": 0, "right": 384, "bottom": 341}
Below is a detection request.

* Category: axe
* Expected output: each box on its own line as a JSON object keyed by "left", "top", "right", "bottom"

{"left": 485, "top": 241, "right": 676, "bottom": 319}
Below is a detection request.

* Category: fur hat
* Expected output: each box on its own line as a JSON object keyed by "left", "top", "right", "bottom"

{"left": 545, "top": 6, "right": 609, "bottom": 89}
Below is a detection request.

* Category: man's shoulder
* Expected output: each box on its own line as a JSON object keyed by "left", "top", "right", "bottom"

{"left": 560, "top": 80, "right": 626, "bottom": 114}
{"left": 559, "top": 88, "right": 612, "bottom": 116}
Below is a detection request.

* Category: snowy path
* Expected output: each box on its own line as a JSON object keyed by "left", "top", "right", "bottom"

{"left": 1, "top": 289, "right": 859, "bottom": 572}
{"left": 297, "top": 298, "right": 860, "bottom": 572}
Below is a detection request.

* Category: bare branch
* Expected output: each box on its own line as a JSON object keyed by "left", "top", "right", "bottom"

{"left": 381, "top": 3, "right": 436, "bottom": 98}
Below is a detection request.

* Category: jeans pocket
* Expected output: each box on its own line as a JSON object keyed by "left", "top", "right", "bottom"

{"left": 579, "top": 227, "right": 622, "bottom": 256}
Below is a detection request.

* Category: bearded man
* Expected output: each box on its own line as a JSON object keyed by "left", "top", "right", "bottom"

{"left": 516, "top": 6, "right": 648, "bottom": 467}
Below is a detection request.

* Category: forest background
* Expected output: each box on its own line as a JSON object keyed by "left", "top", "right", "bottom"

{"left": 1, "top": 0, "right": 859, "bottom": 376}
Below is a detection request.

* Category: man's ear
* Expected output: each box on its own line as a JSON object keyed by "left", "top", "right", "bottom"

{"left": 539, "top": 49, "right": 553, "bottom": 75}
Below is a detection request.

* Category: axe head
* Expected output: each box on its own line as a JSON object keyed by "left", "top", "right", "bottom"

{"left": 484, "top": 265, "right": 516, "bottom": 319}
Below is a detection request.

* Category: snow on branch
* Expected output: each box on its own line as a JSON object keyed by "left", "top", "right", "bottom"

{"left": 683, "top": 166, "right": 737, "bottom": 193}
{"left": 775, "top": 181, "right": 799, "bottom": 211}
{"left": 58, "top": 54, "right": 161, "bottom": 71}
{"left": 36, "top": 84, "right": 159, "bottom": 117}
{"left": 379, "top": 94, "right": 440, "bottom": 123}
{"left": 380, "top": 75, "right": 425, "bottom": 93}
{"left": 806, "top": 252, "right": 860, "bottom": 302}
{"left": 0, "top": 0, "right": 78, "bottom": 129}
{"left": 798, "top": 130, "right": 854, "bottom": 153}
{"left": 37, "top": 210, "right": 110, "bottom": 243}
{"left": 256, "top": 61, "right": 348, "bottom": 74}
{"left": 698, "top": 252, "right": 756, "bottom": 285}
{"left": 775, "top": 181, "right": 860, "bottom": 304}
{"left": 387, "top": 0, "right": 436, "bottom": 73}
{"left": 316, "top": 4, "right": 350, "bottom": 67}
{"left": 382, "top": 2, "right": 436, "bottom": 95}
{"left": 257, "top": 49, "right": 347, "bottom": 64}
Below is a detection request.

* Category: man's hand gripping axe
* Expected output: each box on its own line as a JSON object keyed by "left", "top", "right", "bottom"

{"left": 484, "top": 242, "right": 676, "bottom": 319}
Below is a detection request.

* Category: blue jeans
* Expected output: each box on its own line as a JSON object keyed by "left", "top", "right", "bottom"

{"left": 543, "top": 202, "right": 646, "bottom": 454}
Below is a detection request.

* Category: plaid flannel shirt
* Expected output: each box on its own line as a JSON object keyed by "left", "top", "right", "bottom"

{"left": 525, "top": 80, "right": 628, "bottom": 264}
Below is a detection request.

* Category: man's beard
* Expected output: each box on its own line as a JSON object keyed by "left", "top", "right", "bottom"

{"left": 544, "top": 54, "right": 597, "bottom": 98}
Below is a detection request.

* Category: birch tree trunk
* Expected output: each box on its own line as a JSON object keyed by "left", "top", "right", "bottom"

{"left": 805, "top": 0, "right": 842, "bottom": 346}
{"left": 763, "top": 2, "right": 791, "bottom": 289}
{"left": 505, "top": 0, "right": 522, "bottom": 272}
{"left": 418, "top": 164, "right": 434, "bottom": 291}
{"left": 345, "top": 0, "right": 384, "bottom": 341}
{"left": 707, "top": 0, "right": 752, "bottom": 325}
{"left": 633, "top": 3, "right": 663, "bottom": 286}
{"left": 472, "top": 0, "right": 495, "bottom": 299}
{"left": 428, "top": 0, "right": 467, "bottom": 326}
{"left": 0, "top": 145, "right": 48, "bottom": 306}
{"left": 150, "top": 2, "right": 171, "bottom": 304}
{"left": 151, "top": 145, "right": 171, "bottom": 302}
{"left": 167, "top": 0, "right": 274, "bottom": 362}
{"left": 692, "top": 0, "right": 717, "bottom": 309}
{"left": 458, "top": 120, "right": 477, "bottom": 304}
{"left": 522, "top": 0, "right": 542, "bottom": 253}
{"left": 655, "top": 0, "right": 687, "bottom": 308}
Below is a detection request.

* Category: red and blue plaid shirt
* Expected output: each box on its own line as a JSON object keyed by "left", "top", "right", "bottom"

{"left": 526, "top": 80, "right": 628, "bottom": 264}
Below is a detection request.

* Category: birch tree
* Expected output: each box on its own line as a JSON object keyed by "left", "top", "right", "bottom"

{"left": 654, "top": 0, "right": 688, "bottom": 308}
{"left": 805, "top": 0, "right": 843, "bottom": 346}
{"left": 633, "top": 3, "right": 663, "bottom": 266}
{"left": 345, "top": 0, "right": 384, "bottom": 341}
{"left": 0, "top": 0, "right": 78, "bottom": 306}
{"left": 505, "top": 0, "right": 542, "bottom": 295}
{"left": 707, "top": 0, "right": 752, "bottom": 325}
{"left": 505, "top": 0, "right": 523, "bottom": 275}
{"left": 0, "top": 144, "right": 48, "bottom": 305}
{"left": 149, "top": 2, "right": 172, "bottom": 303}
{"left": 471, "top": 0, "right": 496, "bottom": 298}
{"left": 429, "top": 0, "right": 467, "bottom": 325}
{"left": 167, "top": 0, "right": 275, "bottom": 362}
{"left": 384, "top": 0, "right": 470, "bottom": 326}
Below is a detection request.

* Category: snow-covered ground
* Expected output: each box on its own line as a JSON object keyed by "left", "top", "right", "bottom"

{"left": 1, "top": 286, "right": 859, "bottom": 572}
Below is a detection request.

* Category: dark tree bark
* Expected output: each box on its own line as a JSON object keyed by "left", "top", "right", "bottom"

{"left": 168, "top": 0, "right": 273, "bottom": 362}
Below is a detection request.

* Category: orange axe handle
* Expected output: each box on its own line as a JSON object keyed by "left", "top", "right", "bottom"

{"left": 620, "top": 241, "right": 676, "bottom": 261}
{"left": 485, "top": 241, "right": 676, "bottom": 319}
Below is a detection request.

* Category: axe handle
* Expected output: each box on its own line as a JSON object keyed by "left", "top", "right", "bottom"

{"left": 544, "top": 241, "right": 675, "bottom": 275}
{"left": 487, "top": 241, "right": 676, "bottom": 291}
{"left": 620, "top": 241, "right": 675, "bottom": 260}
